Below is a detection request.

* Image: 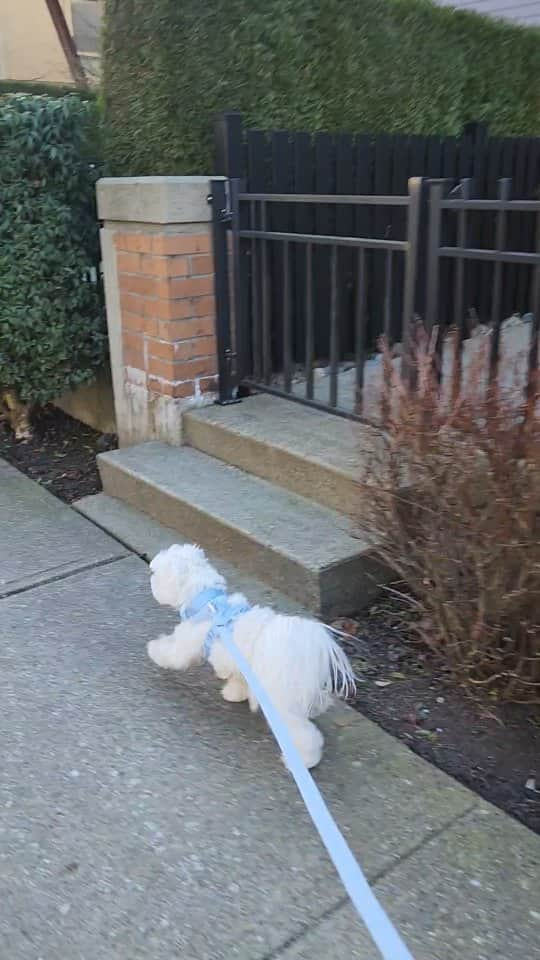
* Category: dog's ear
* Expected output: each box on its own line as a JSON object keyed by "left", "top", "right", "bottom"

{"left": 173, "top": 543, "right": 207, "bottom": 565}
{"left": 149, "top": 545, "right": 190, "bottom": 607}
{"left": 150, "top": 544, "right": 207, "bottom": 582}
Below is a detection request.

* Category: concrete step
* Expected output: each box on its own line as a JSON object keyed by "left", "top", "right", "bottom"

{"left": 74, "top": 492, "right": 307, "bottom": 615}
{"left": 183, "top": 394, "right": 384, "bottom": 516}
{"left": 97, "top": 442, "right": 386, "bottom": 617}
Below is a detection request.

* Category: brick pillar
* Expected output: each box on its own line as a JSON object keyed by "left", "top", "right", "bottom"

{"left": 97, "top": 177, "right": 220, "bottom": 446}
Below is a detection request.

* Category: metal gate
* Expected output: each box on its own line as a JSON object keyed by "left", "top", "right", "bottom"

{"left": 210, "top": 177, "right": 540, "bottom": 423}
{"left": 210, "top": 177, "right": 424, "bottom": 424}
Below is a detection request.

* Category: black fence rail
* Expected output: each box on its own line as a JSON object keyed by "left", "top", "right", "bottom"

{"left": 215, "top": 113, "right": 540, "bottom": 347}
{"left": 211, "top": 174, "right": 540, "bottom": 425}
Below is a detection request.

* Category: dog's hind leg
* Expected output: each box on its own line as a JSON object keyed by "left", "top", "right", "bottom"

{"left": 281, "top": 715, "right": 324, "bottom": 769}
{"left": 221, "top": 676, "right": 249, "bottom": 703}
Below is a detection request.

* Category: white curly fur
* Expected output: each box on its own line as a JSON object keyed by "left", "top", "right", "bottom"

{"left": 147, "top": 544, "right": 355, "bottom": 769}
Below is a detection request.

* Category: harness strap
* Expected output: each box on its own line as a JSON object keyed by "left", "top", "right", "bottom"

{"left": 181, "top": 589, "right": 250, "bottom": 659}
{"left": 182, "top": 587, "right": 225, "bottom": 621}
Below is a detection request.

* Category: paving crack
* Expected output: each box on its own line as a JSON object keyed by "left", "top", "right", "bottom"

{"left": 369, "top": 799, "right": 479, "bottom": 886}
{"left": 260, "top": 800, "right": 478, "bottom": 958}
{"left": 261, "top": 896, "right": 350, "bottom": 960}
{"left": 0, "top": 553, "right": 129, "bottom": 599}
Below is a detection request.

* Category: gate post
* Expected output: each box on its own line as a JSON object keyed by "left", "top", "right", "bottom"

{"left": 425, "top": 179, "right": 451, "bottom": 377}
{"left": 214, "top": 112, "right": 243, "bottom": 178}
{"left": 210, "top": 178, "right": 238, "bottom": 405}
{"left": 402, "top": 177, "right": 426, "bottom": 387}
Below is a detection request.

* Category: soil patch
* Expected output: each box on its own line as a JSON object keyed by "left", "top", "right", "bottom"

{"left": 335, "top": 600, "right": 540, "bottom": 834}
{"left": 0, "top": 406, "right": 116, "bottom": 503}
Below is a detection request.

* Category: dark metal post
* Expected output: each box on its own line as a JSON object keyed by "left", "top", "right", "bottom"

{"left": 230, "top": 178, "right": 249, "bottom": 386}
{"left": 283, "top": 241, "right": 292, "bottom": 392}
{"left": 214, "top": 112, "right": 243, "bottom": 177}
{"left": 489, "top": 178, "right": 511, "bottom": 383}
{"left": 261, "top": 202, "right": 272, "bottom": 385}
{"left": 354, "top": 248, "right": 367, "bottom": 414}
{"left": 305, "top": 243, "right": 314, "bottom": 399}
{"left": 402, "top": 177, "right": 425, "bottom": 386}
{"left": 425, "top": 180, "right": 446, "bottom": 330}
{"left": 383, "top": 249, "right": 393, "bottom": 342}
{"left": 452, "top": 178, "right": 472, "bottom": 400}
{"left": 329, "top": 245, "right": 339, "bottom": 408}
{"left": 525, "top": 210, "right": 540, "bottom": 421}
{"left": 454, "top": 178, "right": 472, "bottom": 330}
{"left": 249, "top": 199, "right": 262, "bottom": 381}
{"left": 425, "top": 179, "right": 449, "bottom": 377}
{"left": 210, "top": 178, "right": 237, "bottom": 405}
{"left": 462, "top": 120, "right": 488, "bottom": 144}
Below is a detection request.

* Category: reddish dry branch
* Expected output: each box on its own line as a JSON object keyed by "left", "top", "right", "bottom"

{"left": 364, "top": 331, "right": 540, "bottom": 702}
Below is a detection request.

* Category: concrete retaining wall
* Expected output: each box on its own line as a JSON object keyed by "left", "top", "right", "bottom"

{"left": 54, "top": 365, "right": 116, "bottom": 435}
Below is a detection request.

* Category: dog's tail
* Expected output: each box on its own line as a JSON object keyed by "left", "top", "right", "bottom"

{"left": 326, "top": 632, "right": 356, "bottom": 700}
{"left": 255, "top": 615, "right": 356, "bottom": 717}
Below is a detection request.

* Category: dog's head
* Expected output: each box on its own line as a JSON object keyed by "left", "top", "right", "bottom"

{"left": 149, "top": 543, "right": 209, "bottom": 608}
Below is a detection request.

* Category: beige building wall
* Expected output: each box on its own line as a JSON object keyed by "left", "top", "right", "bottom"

{"left": 0, "top": 0, "right": 75, "bottom": 84}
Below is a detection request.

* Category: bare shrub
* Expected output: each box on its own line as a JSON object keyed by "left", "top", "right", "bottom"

{"left": 364, "top": 329, "right": 540, "bottom": 702}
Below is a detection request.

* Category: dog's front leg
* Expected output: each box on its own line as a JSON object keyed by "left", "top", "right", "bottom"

{"left": 147, "top": 620, "right": 208, "bottom": 671}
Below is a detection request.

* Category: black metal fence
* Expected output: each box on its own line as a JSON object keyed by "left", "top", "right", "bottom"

{"left": 215, "top": 113, "right": 540, "bottom": 347}
{"left": 211, "top": 173, "right": 540, "bottom": 424}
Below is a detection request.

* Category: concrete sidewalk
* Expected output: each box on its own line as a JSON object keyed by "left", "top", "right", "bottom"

{"left": 1, "top": 459, "right": 539, "bottom": 960}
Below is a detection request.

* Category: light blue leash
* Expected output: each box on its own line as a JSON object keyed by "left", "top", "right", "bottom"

{"left": 181, "top": 590, "right": 415, "bottom": 960}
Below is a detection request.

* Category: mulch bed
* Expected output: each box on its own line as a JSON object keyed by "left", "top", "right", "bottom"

{"left": 334, "top": 602, "right": 540, "bottom": 835}
{"left": 0, "top": 406, "right": 116, "bottom": 503}
{"left": 1, "top": 408, "right": 538, "bottom": 833}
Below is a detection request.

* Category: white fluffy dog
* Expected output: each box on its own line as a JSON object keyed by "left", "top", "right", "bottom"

{"left": 147, "top": 544, "right": 355, "bottom": 768}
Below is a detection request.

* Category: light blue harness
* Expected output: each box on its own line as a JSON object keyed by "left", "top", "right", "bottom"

{"left": 181, "top": 587, "right": 250, "bottom": 659}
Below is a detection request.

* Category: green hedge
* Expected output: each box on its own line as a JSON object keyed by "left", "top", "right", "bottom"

{"left": 0, "top": 95, "right": 106, "bottom": 407}
{"left": 103, "top": 0, "right": 540, "bottom": 176}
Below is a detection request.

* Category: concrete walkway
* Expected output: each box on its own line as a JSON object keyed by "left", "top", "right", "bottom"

{"left": 1, "top": 458, "right": 539, "bottom": 960}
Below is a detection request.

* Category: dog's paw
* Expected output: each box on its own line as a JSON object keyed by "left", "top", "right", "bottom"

{"left": 147, "top": 636, "right": 172, "bottom": 668}
{"left": 221, "top": 677, "right": 249, "bottom": 703}
{"left": 281, "top": 746, "right": 322, "bottom": 770}
{"left": 284, "top": 721, "right": 324, "bottom": 769}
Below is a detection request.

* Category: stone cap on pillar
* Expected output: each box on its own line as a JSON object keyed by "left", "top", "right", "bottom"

{"left": 97, "top": 176, "right": 225, "bottom": 226}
